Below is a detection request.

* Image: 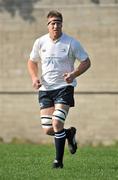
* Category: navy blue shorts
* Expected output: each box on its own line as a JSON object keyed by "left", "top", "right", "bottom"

{"left": 38, "top": 86, "right": 75, "bottom": 109}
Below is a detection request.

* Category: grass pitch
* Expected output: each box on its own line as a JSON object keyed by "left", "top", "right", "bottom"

{"left": 0, "top": 144, "right": 118, "bottom": 180}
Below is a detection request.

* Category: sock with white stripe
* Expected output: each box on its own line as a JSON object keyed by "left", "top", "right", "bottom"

{"left": 54, "top": 129, "right": 66, "bottom": 163}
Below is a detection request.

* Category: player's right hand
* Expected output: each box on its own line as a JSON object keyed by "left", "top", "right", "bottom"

{"left": 32, "top": 78, "right": 42, "bottom": 90}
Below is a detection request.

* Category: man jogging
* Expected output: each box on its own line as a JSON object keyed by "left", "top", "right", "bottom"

{"left": 28, "top": 10, "right": 91, "bottom": 168}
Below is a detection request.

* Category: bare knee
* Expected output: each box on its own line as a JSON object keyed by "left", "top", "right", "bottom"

{"left": 52, "top": 120, "right": 64, "bottom": 132}
{"left": 43, "top": 128, "right": 54, "bottom": 136}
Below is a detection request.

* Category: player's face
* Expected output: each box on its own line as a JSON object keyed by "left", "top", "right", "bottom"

{"left": 47, "top": 17, "right": 62, "bottom": 40}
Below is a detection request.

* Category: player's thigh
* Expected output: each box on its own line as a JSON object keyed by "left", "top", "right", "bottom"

{"left": 40, "top": 107, "right": 54, "bottom": 131}
{"left": 40, "top": 106, "right": 55, "bottom": 116}
{"left": 55, "top": 103, "right": 70, "bottom": 112}
{"left": 52, "top": 104, "right": 70, "bottom": 131}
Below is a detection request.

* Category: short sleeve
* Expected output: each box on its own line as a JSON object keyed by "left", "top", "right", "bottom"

{"left": 29, "top": 39, "right": 40, "bottom": 62}
{"left": 71, "top": 38, "right": 89, "bottom": 61}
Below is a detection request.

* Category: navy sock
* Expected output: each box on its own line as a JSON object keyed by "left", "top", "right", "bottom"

{"left": 65, "top": 128, "right": 70, "bottom": 139}
{"left": 54, "top": 129, "right": 66, "bottom": 163}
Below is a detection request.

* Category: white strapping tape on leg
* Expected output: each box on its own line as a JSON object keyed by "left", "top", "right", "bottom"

{"left": 41, "top": 115, "right": 52, "bottom": 128}
{"left": 52, "top": 109, "right": 68, "bottom": 123}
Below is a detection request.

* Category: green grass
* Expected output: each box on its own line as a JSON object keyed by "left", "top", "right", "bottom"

{"left": 0, "top": 144, "right": 118, "bottom": 180}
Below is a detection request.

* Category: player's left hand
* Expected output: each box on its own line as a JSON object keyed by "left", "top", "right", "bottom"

{"left": 63, "top": 73, "right": 74, "bottom": 83}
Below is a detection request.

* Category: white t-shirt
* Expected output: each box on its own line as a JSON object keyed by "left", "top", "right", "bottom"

{"left": 30, "top": 33, "right": 88, "bottom": 90}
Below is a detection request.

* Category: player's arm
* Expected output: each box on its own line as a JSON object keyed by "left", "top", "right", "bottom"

{"left": 63, "top": 57, "right": 91, "bottom": 83}
{"left": 27, "top": 60, "right": 41, "bottom": 89}
{"left": 71, "top": 57, "right": 91, "bottom": 78}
